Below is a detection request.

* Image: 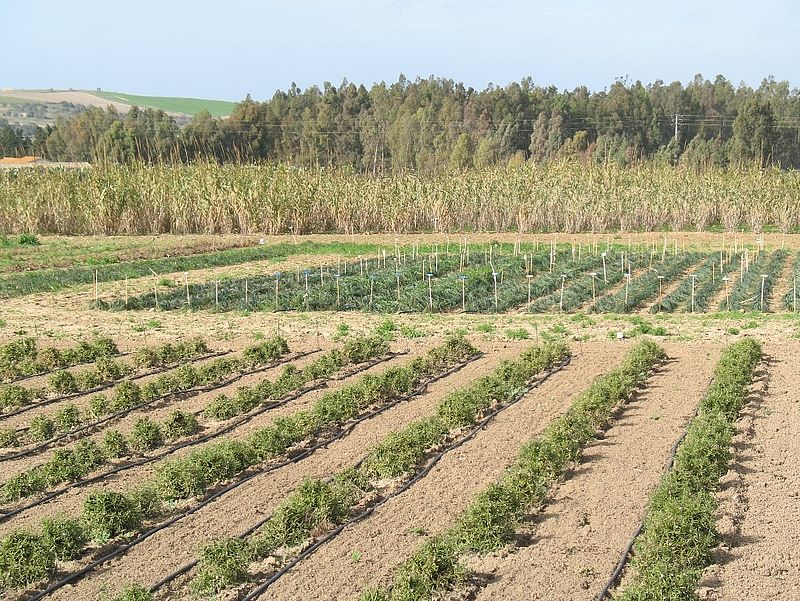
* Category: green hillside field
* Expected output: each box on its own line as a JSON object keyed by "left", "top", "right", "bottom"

{"left": 92, "top": 90, "right": 236, "bottom": 116}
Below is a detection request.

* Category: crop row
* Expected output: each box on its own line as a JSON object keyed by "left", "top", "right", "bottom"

{"left": 0, "top": 337, "right": 212, "bottom": 419}
{"left": 616, "top": 338, "right": 762, "bottom": 599}
{"left": 0, "top": 241, "right": 385, "bottom": 299}
{"left": 528, "top": 251, "right": 648, "bottom": 312}
{"left": 650, "top": 252, "right": 742, "bottom": 313}
{"left": 0, "top": 338, "right": 284, "bottom": 462}
{"left": 105, "top": 246, "right": 562, "bottom": 313}
{"left": 184, "top": 341, "right": 571, "bottom": 598}
{"left": 0, "top": 337, "right": 294, "bottom": 502}
{"left": 359, "top": 339, "right": 665, "bottom": 601}
{"left": 0, "top": 336, "right": 476, "bottom": 594}
{"left": 1, "top": 336, "right": 388, "bottom": 511}
{"left": 104, "top": 243, "right": 669, "bottom": 315}
{"left": 0, "top": 337, "right": 118, "bottom": 382}
{"left": 782, "top": 250, "right": 800, "bottom": 310}
{"left": 592, "top": 252, "right": 703, "bottom": 313}
{"left": 723, "top": 249, "right": 788, "bottom": 311}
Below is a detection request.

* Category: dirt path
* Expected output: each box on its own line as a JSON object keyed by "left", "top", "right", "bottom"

{"left": 45, "top": 340, "right": 530, "bottom": 601}
{"left": 697, "top": 342, "right": 800, "bottom": 600}
{"left": 469, "top": 343, "right": 719, "bottom": 601}
{"left": 264, "top": 343, "right": 629, "bottom": 601}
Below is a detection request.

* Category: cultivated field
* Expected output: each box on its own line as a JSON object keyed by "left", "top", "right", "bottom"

{"left": 0, "top": 233, "right": 797, "bottom": 601}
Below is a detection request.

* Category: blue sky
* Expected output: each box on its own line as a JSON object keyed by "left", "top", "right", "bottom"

{"left": 4, "top": 0, "right": 798, "bottom": 101}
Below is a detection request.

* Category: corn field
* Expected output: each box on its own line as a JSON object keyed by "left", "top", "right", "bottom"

{"left": 1, "top": 162, "right": 799, "bottom": 235}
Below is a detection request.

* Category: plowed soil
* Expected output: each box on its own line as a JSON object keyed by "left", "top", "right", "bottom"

{"left": 697, "top": 342, "right": 800, "bottom": 600}
{"left": 265, "top": 343, "right": 628, "bottom": 601}
{"left": 469, "top": 343, "right": 719, "bottom": 600}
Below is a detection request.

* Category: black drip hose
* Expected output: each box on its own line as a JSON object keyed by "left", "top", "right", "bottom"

{"left": 0, "top": 350, "right": 395, "bottom": 523}
{"left": 19, "top": 353, "right": 478, "bottom": 601}
{"left": 0, "top": 350, "right": 233, "bottom": 423}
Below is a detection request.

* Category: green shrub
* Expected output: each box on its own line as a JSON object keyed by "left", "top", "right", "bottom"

{"left": 107, "top": 584, "right": 154, "bottom": 601}
{"left": 162, "top": 409, "right": 200, "bottom": 440}
{"left": 54, "top": 403, "right": 82, "bottom": 432}
{"left": 0, "top": 531, "right": 54, "bottom": 589}
{"left": 75, "top": 369, "right": 102, "bottom": 390}
{"left": 0, "top": 427, "right": 19, "bottom": 447}
{"left": 203, "top": 393, "right": 239, "bottom": 421}
{"left": 47, "top": 370, "right": 78, "bottom": 394}
{"left": 90, "top": 337, "right": 119, "bottom": 358}
{"left": 40, "top": 516, "right": 87, "bottom": 560}
{"left": 17, "top": 233, "right": 40, "bottom": 245}
{"left": 191, "top": 538, "right": 252, "bottom": 596}
{"left": 242, "top": 336, "right": 289, "bottom": 365}
{"left": 29, "top": 415, "right": 56, "bottom": 442}
{"left": 89, "top": 393, "right": 110, "bottom": 418}
{"left": 0, "top": 384, "right": 34, "bottom": 409}
{"left": 82, "top": 491, "right": 143, "bottom": 543}
{"left": 37, "top": 347, "right": 64, "bottom": 369}
{"left": 127, "top": 486, "right": 162, "bottom": 517}
{"left": 1, "top": 469, "right": 48, "bottom": 502}
{"left": 128, "top": 418, "right": 163, "bottom": 453}
{"left": 109, "top": 381, "right": 142, "bottom": 411}
{"left": 103, "top": 430, "right": 129, "bottom": 458}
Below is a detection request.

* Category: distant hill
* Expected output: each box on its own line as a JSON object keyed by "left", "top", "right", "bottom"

{"left": 0, "top": 89, "right": 237, "bottom": 124}
{"left": 91, "top": 91, "right": 236, "bottom": 117}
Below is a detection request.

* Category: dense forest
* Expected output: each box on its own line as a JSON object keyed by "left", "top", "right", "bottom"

{"left": 2, "top": 74, "right": 800, "bottom": 170}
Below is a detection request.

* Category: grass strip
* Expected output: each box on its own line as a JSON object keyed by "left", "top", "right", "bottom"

{"left": 187, "top": 341, "right": 571, "bottom": 597}
{"left": 359, "top": 338, "right": 666, "bottom": 601}
{"left": 614, "top": 337, "right": 762, "bottom": 600}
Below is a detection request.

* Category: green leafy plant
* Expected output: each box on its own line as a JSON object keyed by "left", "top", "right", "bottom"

{"left": 103, "top": 430, "right": 129, "bottom": 458}
{"left": 162, "top": 409, "right": 200, "bottom": 440}
{"left": 0, "top": 531, "right": 54, "bottom": 589}
{"left": 54, "top": 403, "right": 82, "bottom": 432}
{"left": 40, "top": 516, "right": 87, "bottom": 560}
{"left": 28, "top": 415, "right": 56, "bottom": 442}
{"left": 82, "top": 491, "right": 143, "bottom": 543}
{"left": 128, "top": 418, "right": 164, "bottom": 453}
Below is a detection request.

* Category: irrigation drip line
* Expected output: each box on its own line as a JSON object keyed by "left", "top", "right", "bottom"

{"left": 0, "top": 350, "right": 397, "bottom": 523}
{"left": 2, "top": 351, "right": 133, "bottom": 386}
{"left": 149, "top": 351, "right": 492, "bottom": 594}
{"left": 0, "top": 349, "right": 234, "bottom": 423}
{"left": 596, "top": 381, "right": 701, "bottom": 600}
{"left": 0, "top": 349, "right": 295, "bottom": 462}
{"left": 239, "top": 356, "right": 573, "bottom": 601}
{"left": 596, "top": 356, "right": 770, "bottom": 600}
{"left": 22, "top": 353, "right": 479, "bottom": 601}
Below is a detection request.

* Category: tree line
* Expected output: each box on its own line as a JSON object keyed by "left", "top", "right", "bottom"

{"left": 2, "top": 74, "right": 800, "bottom": 169}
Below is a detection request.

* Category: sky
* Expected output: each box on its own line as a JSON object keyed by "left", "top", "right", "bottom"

{"left": 4, "top": 0, "right": 798, "bottom": 101}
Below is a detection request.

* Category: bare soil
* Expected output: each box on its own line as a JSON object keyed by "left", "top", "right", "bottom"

{"left": 697, "top": 342, "right": 800, "bottom": 600}
{"left": 264, "top": 342, "right": 628, "bottom": 601}
{"left": 468, "top": 343, "right": 720, "bottom": 601}
{"left": 44, "top": 339, "right": 528, "bottom": 601}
